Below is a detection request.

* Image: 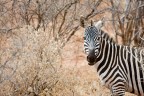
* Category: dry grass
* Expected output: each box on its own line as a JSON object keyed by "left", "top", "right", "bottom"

{"left": 0, "top": 26, "right": 62, "bottom": 95}
{"left": 0, "top": 26, "right": 136, "bottom": 96}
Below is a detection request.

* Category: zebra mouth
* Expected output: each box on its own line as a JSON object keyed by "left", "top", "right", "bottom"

{"left": 88, "top": 62, "right": 95, "bottom": 66}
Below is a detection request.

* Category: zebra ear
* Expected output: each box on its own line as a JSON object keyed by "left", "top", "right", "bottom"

{"left": 90, "top": 20, "right": 94, "bottom": 26}
{"left": 94, "top": 17, "right": 105, "bottom": 29}
{"left": 80, "top": 16, "right": 85, "bottom": 28}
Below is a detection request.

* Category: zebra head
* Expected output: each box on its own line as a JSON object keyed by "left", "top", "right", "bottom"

{"left": 80, "top": 16, "right": 104, "bottom": 65}
{"left": 84, "top": 25, "right": 102, "bottom": 65}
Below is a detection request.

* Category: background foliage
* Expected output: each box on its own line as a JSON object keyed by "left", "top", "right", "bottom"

{"left": 0, "top": 0, "right": 143, "bottom": 95}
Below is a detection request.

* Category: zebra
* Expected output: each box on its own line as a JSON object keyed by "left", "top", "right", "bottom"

{"left": 82, "top": 19, "right": 144, "bottom": 96}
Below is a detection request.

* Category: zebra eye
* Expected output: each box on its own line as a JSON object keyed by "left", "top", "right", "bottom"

{"left": 97, "top": 37, "right": 100, "bottom": 40}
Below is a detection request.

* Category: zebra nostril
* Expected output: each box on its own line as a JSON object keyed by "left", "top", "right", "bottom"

{"left": 87, "top": 55, "right": 96, "bottom": 64}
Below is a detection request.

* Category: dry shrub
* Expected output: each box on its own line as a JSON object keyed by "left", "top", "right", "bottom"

{"left": 0, "top": 25, "right": 110, "bottom": 96}
{"left": 0, "top": 26, "right": 62, "bottom": 95}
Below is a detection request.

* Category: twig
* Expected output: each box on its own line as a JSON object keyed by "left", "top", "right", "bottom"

{"left": 61, "top": 26, "right": 79, "bottom": 48}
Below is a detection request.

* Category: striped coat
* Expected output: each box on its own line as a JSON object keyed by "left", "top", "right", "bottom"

{"left": 84, "top": 25, "right": 144, "bottom": 96}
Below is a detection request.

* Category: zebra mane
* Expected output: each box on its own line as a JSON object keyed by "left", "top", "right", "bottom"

{"left": 100, "top": 30, "right": 115, "bottom": 43}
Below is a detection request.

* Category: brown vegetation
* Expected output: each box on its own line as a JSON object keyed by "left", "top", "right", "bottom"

{"left": 0, "top": 0, "right": 143, "bottom": 96}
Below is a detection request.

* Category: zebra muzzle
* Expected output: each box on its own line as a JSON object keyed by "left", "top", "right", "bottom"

{"left": 87, "top": 55, "right": 96, "bottom": 66}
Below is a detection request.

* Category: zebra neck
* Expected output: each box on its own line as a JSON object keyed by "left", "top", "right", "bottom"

{"left": 95, "top": 39, "right": 118, "bottom": 71}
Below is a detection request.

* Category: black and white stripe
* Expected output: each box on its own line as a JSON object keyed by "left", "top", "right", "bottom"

{"left": 84, "top": 25, "right": 144, "bottom": 96}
